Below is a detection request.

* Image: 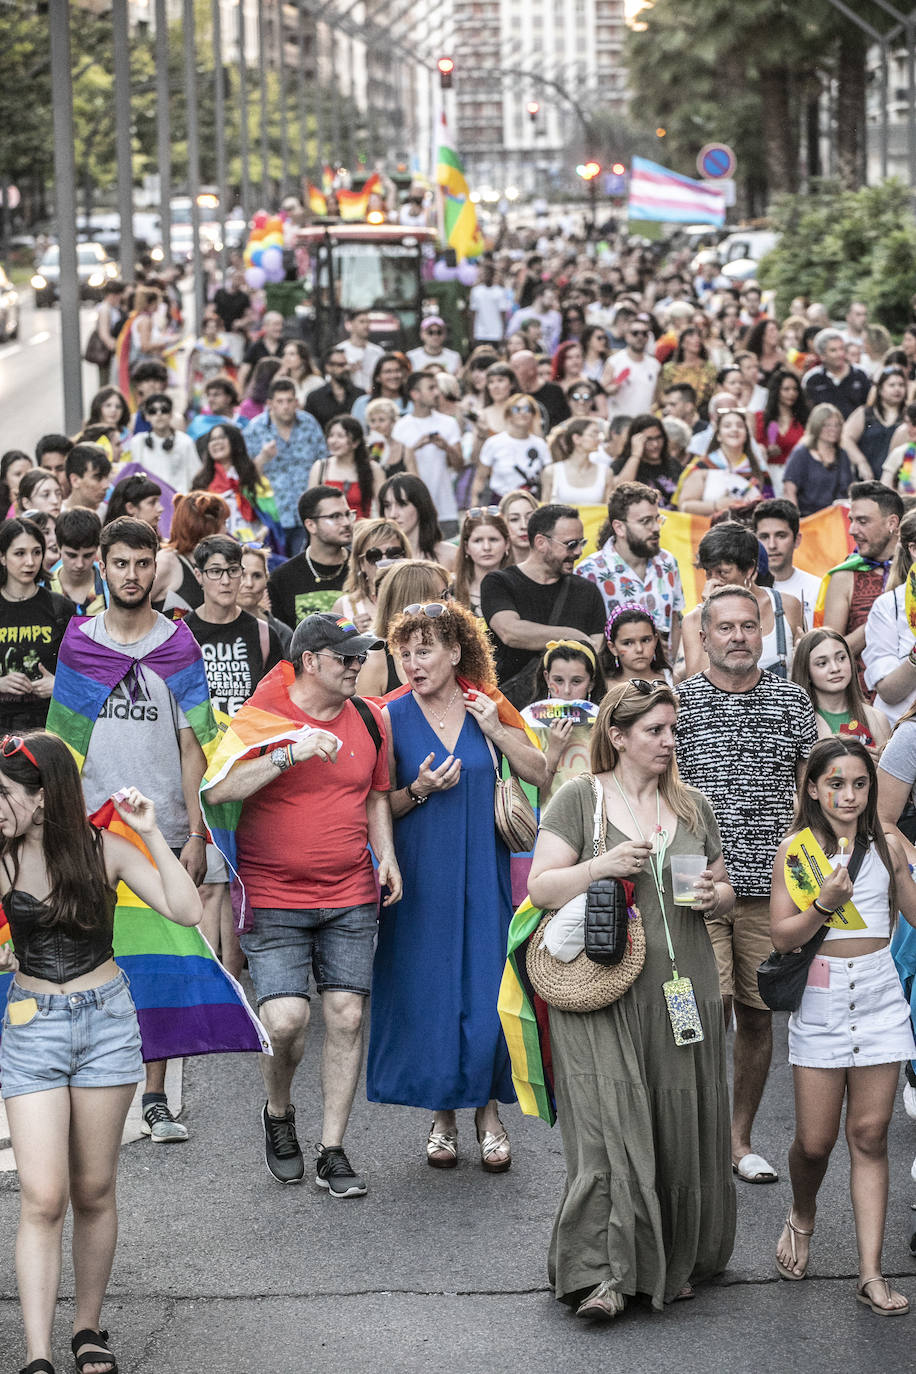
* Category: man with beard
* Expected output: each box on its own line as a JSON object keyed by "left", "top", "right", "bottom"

{"left": 48, "top": 517, "right": 211, "bottom": 1143}
{"left": 576, "top": 482, "right": 684, "bottom": 661}
{"left": 821, "top": 481, "right": 903, "bottom": 663}
{"left": 675, "top": 587, "right": 817, "bottom": 1187}
{"left": 480, "top": 503, "right": 606, "bottom": 701}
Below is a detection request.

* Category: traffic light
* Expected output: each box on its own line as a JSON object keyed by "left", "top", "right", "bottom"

{"left": 437, "top": 57, "right": 455, "bottom": 90}
{"left": 611, "top": 162, "right": 626, "bottom": 176}
{"left": 526, "top": 101, "right": 540, "bottom": 124}
{"left": 575, "top": 161, "right": 601, "bottom": 181}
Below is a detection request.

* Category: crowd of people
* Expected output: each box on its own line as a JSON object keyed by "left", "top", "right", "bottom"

{"left": 4, "top": 231, "right": 916, "bottom": 1372}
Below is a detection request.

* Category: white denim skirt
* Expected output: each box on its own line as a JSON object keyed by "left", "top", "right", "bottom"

{"left": 788, "top": 945, "right": 915, "bottom": 1069}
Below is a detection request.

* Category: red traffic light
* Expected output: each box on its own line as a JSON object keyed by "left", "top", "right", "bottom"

{"left": 611, "top": 162, "right": 626, "bottom": 176}
{"left": 526, "top": 101, "right": 540, "bottom": 116}
{"left": 437, "top": 55, "right": 454, "bottom": 89}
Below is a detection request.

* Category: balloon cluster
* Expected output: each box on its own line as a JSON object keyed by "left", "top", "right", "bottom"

{"left": 432, "top": 258, "right": 479, "bottom": 286}
{"left": 243, "top": 211, "right": 287, "bottom": 290}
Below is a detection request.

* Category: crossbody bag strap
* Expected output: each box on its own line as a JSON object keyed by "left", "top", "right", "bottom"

{"left": 771, "top": 588, "right": 786, "bottom": 665}
{"left": 546, "top": 574, "right": 573, "bottom": 628}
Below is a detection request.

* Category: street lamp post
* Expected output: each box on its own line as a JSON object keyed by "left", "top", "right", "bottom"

{"left": 48, "top": 0, "right": 82, "bottom": 433}
{"left": 112, "top": 0, "right": 135, "bottom": 281}
{"left": 296, "top": 1, "right": 309, "bottom": 191}
{"left": 212, "top": 0, "right": 228, "bottom": 275}
{"left": 154, "top": 0, "right": 172, "bottom": 267}
{"left": 257, "top": 0, "right": 270, "bottom": 205}
{"left": 183, "top": 0, "right": 203, "bottom": 336}
{"left": 238, "top": 0, "right": 252, "bottom": 221}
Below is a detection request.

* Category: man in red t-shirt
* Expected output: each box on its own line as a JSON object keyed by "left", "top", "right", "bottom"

{"left": 206, "top": 613, "right": 401, "bottom": 1197}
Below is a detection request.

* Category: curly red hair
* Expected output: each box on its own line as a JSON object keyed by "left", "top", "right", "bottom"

{"left": 388, "top": 599, "right": 496, "bottom": 690}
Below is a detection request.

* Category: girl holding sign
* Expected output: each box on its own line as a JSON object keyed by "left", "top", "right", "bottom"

{"left": 769, "top": 737, "right": 916, "bottom": 1314}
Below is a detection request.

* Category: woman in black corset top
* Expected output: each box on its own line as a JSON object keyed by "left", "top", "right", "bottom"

{"left": 0, "top": 733, "right": 201, "bottom": 1374}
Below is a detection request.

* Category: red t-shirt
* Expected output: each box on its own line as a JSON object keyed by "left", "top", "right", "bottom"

{"left": 236, "top": 694, "right": 389, "bottom": 909}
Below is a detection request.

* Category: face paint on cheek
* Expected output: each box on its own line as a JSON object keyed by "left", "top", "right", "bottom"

{"left": 825, "top": 765, "right": 846, "bottom": 809}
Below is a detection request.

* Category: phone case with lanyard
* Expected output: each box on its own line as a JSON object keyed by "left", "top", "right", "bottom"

{"left": 662, "top": 976, "right": 704, "bottom": 1046}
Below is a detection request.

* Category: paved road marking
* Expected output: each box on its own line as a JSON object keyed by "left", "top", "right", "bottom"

{"left": 28, "top": 332, "right": 50, "bottom": 346}
{"left": 0, "top": 344, "right": 21, "bottom": 360}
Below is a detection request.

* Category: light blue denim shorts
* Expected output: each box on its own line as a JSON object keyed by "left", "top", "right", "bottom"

{"left": 0, "top": 970, "right": 144, "bottom": 1100}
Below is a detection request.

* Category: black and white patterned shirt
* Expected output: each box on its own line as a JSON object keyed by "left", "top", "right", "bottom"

{"left": 675, "top": 670, "right": 818, "bottom": 897}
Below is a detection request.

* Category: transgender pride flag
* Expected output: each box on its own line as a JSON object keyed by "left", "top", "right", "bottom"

{"left": 628, "top": 156, "right": 726, "bottom": 225}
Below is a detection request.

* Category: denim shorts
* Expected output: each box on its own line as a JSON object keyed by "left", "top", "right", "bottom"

{"left": 239, "top": 903, "right": 378, "bottom": 1005}
{"left": 0, "top": 970, "right": 144, "bottom": 1100}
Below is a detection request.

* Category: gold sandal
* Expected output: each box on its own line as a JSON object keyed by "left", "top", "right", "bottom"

{"left": 426, "top": 1121, "right": 458, "bottom": 1169}
{"left": 856, "top": 1276, "right": 910, "bottom": 1316}
{"left": 776, "top": 1210, "right": 813, "bottom": 1280}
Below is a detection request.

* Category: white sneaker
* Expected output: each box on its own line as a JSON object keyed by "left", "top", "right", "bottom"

{"left": 911, "top": 1152, "right": 916, "bottom": 1185}
{"left": 904, "top": 1080, "right": 916, "bottom": 1122}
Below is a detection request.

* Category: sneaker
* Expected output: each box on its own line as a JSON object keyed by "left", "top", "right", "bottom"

{"left": 263, "top": 1102, "right": 304, "bottom": 1184}
{"left": 141, "top": 1101, "right": 189, "bottom": 1143}
{"left": 904, "top": 1080, "right": 916, "bottom": 1122}
{"left": 315, "top": 1143, "right": 367, "bottom": 1198}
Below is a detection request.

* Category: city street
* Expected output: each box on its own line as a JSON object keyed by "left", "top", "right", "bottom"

{"left": 0, "top": 299, "right": 98, "bottom": 453}
{"left": 1, "top": 1001, "right": 913, "bottom": 1373}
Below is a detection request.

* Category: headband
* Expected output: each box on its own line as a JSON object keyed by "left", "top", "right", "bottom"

{"left": 543, "top": 638, "right": 596, "bottom": 671}
{"left": 604, "top": 603, "right": 656, "bottom": 640}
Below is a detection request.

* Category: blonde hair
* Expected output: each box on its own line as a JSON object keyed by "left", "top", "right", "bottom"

{"left": 343, "top": 518, "right": 411, "bottom": 597}
{"left": 365, "top": 398, "right": 399, "bottom": 426}
{"left": 590, "top": 681, "right": 702, "bottom": 833}
{"left": 803, "top": 402, "right": 843, "bottom": 449}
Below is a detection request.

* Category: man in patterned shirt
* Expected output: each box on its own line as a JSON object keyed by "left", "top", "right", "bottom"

{"left": 676, "top": 585, "right": 817, "bottom": 1187}
{"left": 576, "top": 481, "right": 684, "bottom": 660}
{"left": 244, "top": 377, "right": 328, "bottom": 557}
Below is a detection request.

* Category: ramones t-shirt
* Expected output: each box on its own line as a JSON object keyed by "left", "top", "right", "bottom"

{"left": 0, "top": 587, "right": 73, "bottom": 731}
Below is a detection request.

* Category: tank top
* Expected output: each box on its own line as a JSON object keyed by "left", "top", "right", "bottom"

{"left": 551, "top": 461, "right": 607, "bottom": 506}
{"left": 2, "top": 833, "right": 117, "bottom": 982}
{"left": 759, "top": 588, "right": 794, "bottom": 678}
{"left": 847, "top": 566, "right": 888, "bottom": 636}
{"left": 314, "top": 459, "right": 372, "bottom": 519}
{"left": 858, "top": 406, "right": 899, "bottom": 480}
{"left": 822, "top": 843, "right": 891, "bottom": 942}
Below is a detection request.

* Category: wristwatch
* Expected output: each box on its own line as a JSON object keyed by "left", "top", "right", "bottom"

{"left": 270, "top": 747, "right": 292, "bottom": 773}
{"left": 406, "top": 782, "right": 429, "bottom": 805}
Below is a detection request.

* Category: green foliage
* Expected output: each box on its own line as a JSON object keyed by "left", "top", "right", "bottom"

{"left": 758, "top": 180, "right": 916, "bottom": 333}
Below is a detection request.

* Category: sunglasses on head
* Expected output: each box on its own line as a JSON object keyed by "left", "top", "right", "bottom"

{"left": 629, "top": 679, "right": 669, "bottom": 695}
{"left": 467, "top": 505, "right": 500, "bottom": 520}
{"left": 363, "top": 545, "right": 404, "bottom": 565}
{"left": 403, "top": 602, "right": 448, "bottom": 618}
{"left": 1, "top": 735, "right": 39, "bottom": 769}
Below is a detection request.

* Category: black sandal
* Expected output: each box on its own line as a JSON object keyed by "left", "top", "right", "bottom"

{"left": 20, "top": 1361, "right": 55, "bottom": 1374}
{"left": 71, "top": 1329, "right": 117, "bottom": 1374}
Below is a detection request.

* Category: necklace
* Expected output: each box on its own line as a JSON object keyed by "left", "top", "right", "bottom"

{"left": 1, "top": 585, "right": 37, "bottom": 603}
{"left": 419, "top": 682, "right": 461, "bottom": 729}
{"left": 304, "top": 546, "right": 345, "bottom": 584}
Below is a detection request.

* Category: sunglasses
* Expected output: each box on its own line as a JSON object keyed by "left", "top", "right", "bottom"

{"left": 628, "top": 330, "right": 649, "bottom": 338}
{"left": 425, "top": 327, "right": 445, "bottom": 335}
{"left": 569, "top": 391, "right": 594, "bottom": 403}
{"left": 548, "top": 535, "right": 587, "bottom": 553}
{"left": 467, "top": 506, "right": 500, "bottom": 519}
{"left": 403, "top": 602, "right": 448, "bottom": 618}
{"left": 509, "top": 405, "right": 535, "bottom": 415}
{"left": 1, "top": 735, "right": 39, "bottom": 769}
{"left": 316, "top": 650, "right": 367, "bottom": 667}
{"left": 146, "top": 403, "right": 171, "bottom": 415}
{"left": 363, "top": 545, "right": 404, "bottom": 565}
{"left": 629, "top": 679, "right": 669, "bottom": 694}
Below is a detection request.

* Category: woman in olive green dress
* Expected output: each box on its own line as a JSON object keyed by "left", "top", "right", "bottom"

{"left": 528, "top": 679, "right": 736, "bottom": 1319}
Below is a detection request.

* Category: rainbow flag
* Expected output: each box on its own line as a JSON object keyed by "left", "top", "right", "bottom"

{"left": 0, "top": 800, "right": 269, "bottom": 1060}
{"left": 497, "top": 898, "right": 555, "bottom": 1125}
{"left": 436, "top": 111, "right": 485, "bottom": 260}
{"left": 307, "top": 183, "right": 328, "bottom": 216}
{"left": 337, "top": 172, "right": 382, "bottom": 222}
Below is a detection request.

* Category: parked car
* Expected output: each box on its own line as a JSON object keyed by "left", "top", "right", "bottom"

{"left": 0, "top": 265, "right": 20, "bottom": 341}
{"left": 31, "top": 241, "right": 119, "bottom": 307}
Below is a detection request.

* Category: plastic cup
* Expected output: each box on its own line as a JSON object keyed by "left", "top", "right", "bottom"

{"left": 670, "top": 854, "right": 708, "bottom": 906}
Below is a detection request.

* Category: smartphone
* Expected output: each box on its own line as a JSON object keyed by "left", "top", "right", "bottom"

{"left": 662, "top": 976, "right": 704, "bottom": 1046}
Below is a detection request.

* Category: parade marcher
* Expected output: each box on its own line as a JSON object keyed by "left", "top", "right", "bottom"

{"left": 802, "top": 329, "right": 871, "bottom": 421}
{"left": 752, "top": 499, "right": 821, "bottom": 629}
{"left": 151, "top": 491, "right": 229, "bottom": 620}
{"left": 770, "top": 738, "right": 915, "bottom": 1315}
{"left": 481, "top": 503, "right": 606, "bottom": 705}
{"left": 266, "top": 486, "right": 352, "bottom": 628}
{"left": 862, "top": 507, "right": 916, "bottom": 727}
{"left": 238, "top": 543, "right": 292, "bottom": 656}
{"left": 540, "top": 419, "right": 610, "bottom": 508}
{"left": 470, "top": 393, "right": 551, "bottom": 505}
{"left": 608, "top": 415, "right": 682, "bottom": 507}
{"left": 337, "top": 310, "right": 385, "bottom": 393}
{"left": 379, "top": 473, "right": 458, "bottom": 571}
{"left": 127, "top": 393, "right": 199, "bottom": 494}
{"left": 528, "top": 680, "right": 736, "bottom": 1318}
{"left": 390, "top": 374, "right": 463, "bottom": 537}
{"left": 792, "top": 628, "right": 890, "bottom": 754}
{"left": 16, "top": 470, "right": 62, "bottom": 523}
{"left": 755, "top": 369, "right": 809, "bottom": 496}
{"left": 330, "top": 517, "right": 410, "bottom": 633}
{"left": 576, "top": 481, "right": 684, "bottom": 660}
{"left": 305, "top": 349, "right": 365, "bottom": 432}
{"left": 46, "top": 517, "right": 215, "bottom": 1145}
{"left": 0, "top": 734, "right": 203, "bottom": 1374}
{"left": 676, "top": 586, "right": 817, "bottom": 1184}
{"left": 49, "top": 510, "right": 106, "bottom": 618}
{"left": 243, "top": 377, "right": 329, "bottom": 557}
{"left": 202, "top": 614, "right": 401, "bottom": 1197}
{"left": 819, "top": 481, "right": 902, "bottom": 666}
{"left": 782, "top": 403, "right": 860, "bottom": 517}
{"left": 367, "top": 600, "right": 545, "bottom": 1169}
{"left": 0, "top": 519, "right": 73, "bottom": 734}
{"left": 62, "top": 445, "right": 111, "bottom": 516}
{"left": 406, "top": 316, "right": 462, "bottom": 375}
{"left": 103, "top": 475, "right": 163, "bottom": 534}
{"left": 529, "top": 639, "right": 606, "bottom": 806}
{"left": 356, "top": 559, "right": 451, "bottom": 697}
{"left": 498, "top": 488, "right": 538, "bottom": 564}
{"left": 602, "top": 603, "right": 671, "bottom": 685}
{"left": 307, "top": 415, "right": 384, "bottom": 520}
{"left": 451, "top": 507, "right": 511, "bottom": 617}
{"left": 842, "top": 366, "right": 909, "bottom": 481}
{"left": 675, "top": 409, "right": 772, "bottom": 516}
{"left": 601, "top": 315, "right": 661, "bottom": 421}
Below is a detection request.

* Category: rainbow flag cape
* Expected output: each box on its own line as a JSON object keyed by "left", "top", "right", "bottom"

{"left": 0, "top": 800, "right": 269, "bottom": 1059}
{"left": 784, "top": 827, "right": 866, "bottom": 931}
{"left": 201, "top": 660, "right": 341, "bottom": 933}
{"left": 115, "top": 309, "right": 140, "bottom": 404}
{"left": 812, "top": 551, "right": 891, "bottom": 629}
{"left": 497, "top": 898, "right": 555, "bottom": 1125}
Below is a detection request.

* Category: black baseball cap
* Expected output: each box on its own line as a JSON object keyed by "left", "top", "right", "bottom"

{"left": 290, "top": 612, "right": 383, "bottom": 661}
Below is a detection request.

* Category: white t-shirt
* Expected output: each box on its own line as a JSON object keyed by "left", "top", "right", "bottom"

{"left": 773, "top": 566, "right": 820, "bottom": 629}
{"left": 406, "top": 345, "right": 462, "bottom": 375}
{"left": 469, "top": 283, "right": 508, "bottom": 339}
{"left": 391, "top": 409, "right": 462, "bottom": 521}
{"left": 478, "top": 431, "right": 550, "bottom": 498}
{"left": 128, "top": 429, "right": 199, "bottom": 493}
{"left": 338, "top": 338, "right": 385, "bottom": 392}
{"left": 864, "top": 584, "right": 916, "bottom": 726}
{"left": 604, "top": 351, "right": 660, "bottom": 419}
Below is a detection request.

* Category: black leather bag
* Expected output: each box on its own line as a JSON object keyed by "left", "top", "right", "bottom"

{"left": 756, "top": 836, "right": 867, "bottom": 1012}
{"left": 584, "top": 877, "right": 630, "bottom": 966}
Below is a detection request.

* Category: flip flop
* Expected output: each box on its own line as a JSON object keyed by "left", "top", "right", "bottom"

{"left": 856, "top": 1276, "right": 910, "bottom": 1317}
{"left": 733, "top": 1152, "right": 778, "bottom": 1183}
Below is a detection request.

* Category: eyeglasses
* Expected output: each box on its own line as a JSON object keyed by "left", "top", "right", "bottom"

{"left": 628, "top": 330, "right": 649, "bottom": 338}
{"left": 202, "top": 565, "right": 243, "bottom": 581}
{"left": 0, "top": 735, "right": 39, "bottom": 769}
{"left": 509, "top": 405, "right": 535, "bottom": 415}
{"left": 467, "top": 505, "right": 500, "bottom": 519}
{"left": 548, "top": 535, "right": 587, "bottom": 553}
{"left": 403, "top": 602, "right": 448, "bottom": 618}
{"left": 425, "top": 327, "right": 445, "bottom": 335}
{"left": 316, "top": 650, "right": 367, "bottom": 667}
{"left": 146, "top": 403, "right": 171, "bottom": 415}
{"left": 569, "top": 391, "right": 594, "bottom": 403}
{"left": 363, "top": 545, "right": 404, "bottom": 565}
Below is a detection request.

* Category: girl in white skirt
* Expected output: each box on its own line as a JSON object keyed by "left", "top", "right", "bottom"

{"left": 770, "top": 736, "right": 916, "bottom": 1315}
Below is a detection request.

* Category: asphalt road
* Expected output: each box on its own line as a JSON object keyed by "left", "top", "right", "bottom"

{"left": 0, "top": 298, "right": 107, "bottom": 454}
{"left": 0, "top": 1000, "right": 914, "bottom": 1373}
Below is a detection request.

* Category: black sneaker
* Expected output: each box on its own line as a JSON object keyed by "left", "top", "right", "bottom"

{"left": 262, "top": 1103, "right": 304, "bottom": 1184}
{"left": 315, "top": 1143, "right": 367, "bottom": 1198}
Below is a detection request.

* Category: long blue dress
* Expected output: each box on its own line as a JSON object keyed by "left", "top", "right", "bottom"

{"left": 367, "top": 691, "right": 516, "bottom": 1108}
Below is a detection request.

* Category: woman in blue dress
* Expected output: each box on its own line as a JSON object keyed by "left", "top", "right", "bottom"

{"left": 368, "top": 600, "right": 545, "bottom": 1171}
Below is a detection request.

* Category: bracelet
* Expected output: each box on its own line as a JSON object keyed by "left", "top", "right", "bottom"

{"left": 186, "top": 831, "right": 207, "bottom": 842}
{"left": 909, "top": 646, "right": 916, "bottom": 670}
{"left": 406, "top": 782, "right": 429, "bottom": 805}
{"left": 812, "top": 898, "right": 837, "bottom": 917}
{"left": 286, "top": 744, "right": 295, "bottom": 769}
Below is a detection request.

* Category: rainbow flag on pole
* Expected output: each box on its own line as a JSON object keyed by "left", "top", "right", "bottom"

{"left": 436, "top": 110, "right": 484, "bottom": 260}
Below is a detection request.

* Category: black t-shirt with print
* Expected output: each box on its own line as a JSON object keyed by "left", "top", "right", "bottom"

{"left": 184, "top": 609, "right": 282, "bottom": 717}
{"left": 0, "top": 587, "right": 73, "bottom": 730}
{"left": 267, "top": 552, "right": 349, "bottom": 629}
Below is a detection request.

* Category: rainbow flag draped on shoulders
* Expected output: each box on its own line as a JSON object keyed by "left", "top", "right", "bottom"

{"left": 33, "top": 615, "right": 269, "bottom": 1060}
{"left": 812, "top": 551, "right": 890, "bottom": 628}
{"left": 498, "top": 898, "right": 555, "bottom": 1125}
{"left": 201, "top": 660, "right": 342, "bottom": 933}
